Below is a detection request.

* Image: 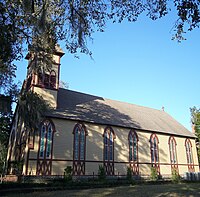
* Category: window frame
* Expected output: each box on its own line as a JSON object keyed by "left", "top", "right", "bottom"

{"left": 168, "top": 136, "right": 178, "bottom": 165}
{"left": 50, "top": 70, "right": 56, "bottom": 88}
{"left": 103, "top": 126, "right": 115, "bottom": 162}
{"left": 185, "top": 138, "right": 194, "bottom": 172}
{"left": 37, "top": 70, "right": 56, "bottom": 89}
{"left": 73, "top": 123, "right": 88, "bottom": 162}
{"left": 150, "top": 133, "right": 159, "bottom": 164}
{"left": 128, "top": 130, "right": 138, "bottom": 162}
{"left": 38, "top": 120, "right": 55, "bottom": 160}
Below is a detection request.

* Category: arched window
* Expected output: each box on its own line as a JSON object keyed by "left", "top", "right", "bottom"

{"left": 38, "top": 120, "right": 54, "bottom": 159}
{"left": 128, "top": 130, "right": 138, "bottom": 162}
{"left": 150, "top": 134, "right": 159, "bottom": 163}
{"left": 185, "top": 138, "right": 194, "bottom": 172}
{"left": 73, "top": 123, "right": 87, "bottom": 161}
{"left": 169, "top": 136, "right": 178, "bottom": 173}
{"left": 73, "top": 123, "right": 87, "bottom": 175}
{"left": 50, "top": 71, "right": 56, "bottom": 88}
{"left": 104, "top": 127, "right": 115, "bottom": 161}
{"left": 103, "top": 126, "right": 115, "bottom": 175}
{"left": 128, "top": 130, "right": 139, "bottom": 175}
{"left": 150, "top": 133, "right": 160, "bottom": 174}
{"left": 38, "top": 72, "right": 43, "bottom": 85}
{"left": 44, "top": 74, "right": 50, "bottom": 87}
{"left": 37, "top": 120, "right": 55, "bottom": 175}
{"left": 169, "top": 136, "right": 177, "bottom": 164}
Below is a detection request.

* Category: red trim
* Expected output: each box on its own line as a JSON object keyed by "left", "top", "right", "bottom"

{"left": 128, "top": 129, "right": 139, "bottom": 175}
{"left": 36, "top": 70, "right": 58, "bottom": 90}
{"left": 168, "top": 136, "right": 179, "bottom": 174}
{"left": 103, "top": 126, "right": 115, "bottom": 175}
{"left": 28, "top": 157, "right": 200, "bottom": 166}
{"left": 36, "top": 119, "right": 56, "bottom": 175}
{"left": 72, "top": 123, "right": 87, "bottom": 175}
{"left": 185, "top": 138, "right": 195, "bottom": 172}
{"left": 150, "top": 133, "right": 160, "bottom": 174}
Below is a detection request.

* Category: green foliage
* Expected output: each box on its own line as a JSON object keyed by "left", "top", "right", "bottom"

{"left": 150, "top": 167, "right": 158, "bottom": 181}
{"left": 190, "top": 107, "right": 200, "bottom": 162}
{"left": 64, "top": 166, "right": 73, "bottom": 182}
{"left": 171, "top": 169, "right": 180, "bottom": 183}
{"left": 98, "top": 165, "right": 106, "bottom": 181}
{"left": 126, "top": 167, "right": 132, "bottom": 182}
{"left": 0, "top": 143, "right": 7, "bottom": 174}
{"left": 0, "top": 107, "right": 13, "bottom": 175}
{"left": 10, "top": 160, "right": 24, "bottom": 175}
{"left": 18, "top": 91, "right": 50, "bottom": 131}
{"left": 1, "top": 0, "right": 200, "bottom": 73}
{"left": 190, "top": 107, "right": 200, "bottom": 137}
{"left": 1, "top": 0, "right": 200, "bottom": 102}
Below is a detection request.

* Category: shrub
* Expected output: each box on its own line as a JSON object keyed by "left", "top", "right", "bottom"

{"left": 98, "top": 165, "right": 106, "bottom": 181}
{"left": 150, "top": 166, "right": 158, "bottom": 181}
{"left": 64, "top": 166, "right": 73, "bottom": 182}
{"left": 126, "top": 167, "right": 132, "bottom": 182}
{"left": 171, "top": 169, "right": 180, "bottom": 183}
{"left": 10, "top": 160, "right": 24, "bottom": 176}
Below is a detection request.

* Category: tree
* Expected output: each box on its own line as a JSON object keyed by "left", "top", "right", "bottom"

{"left": 17, "top": 90, "right": 50, "bottom": 131}
{"left": 0, "top": 0, "right": 199, "bottom": 175}
{"left": 1, "top": 0, "right": 200, "bottom": 88}
{"left": 0, "top": 83, "right": 20, "bottom": 174}
{"left": 190, "top": 107, "right": 200, "bottom": 162}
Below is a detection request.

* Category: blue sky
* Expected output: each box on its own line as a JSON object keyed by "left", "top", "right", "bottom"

{"left": 16, "top": 10, "right": 200, "bottom": 131}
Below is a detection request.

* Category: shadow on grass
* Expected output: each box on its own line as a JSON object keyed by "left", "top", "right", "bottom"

{"left": 2, "top": 182, "right": 200, "bottom": 197}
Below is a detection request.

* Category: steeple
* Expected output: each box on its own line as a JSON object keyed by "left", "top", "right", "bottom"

{"left": 24, "top": 44, "right": 65, "bottom": 108}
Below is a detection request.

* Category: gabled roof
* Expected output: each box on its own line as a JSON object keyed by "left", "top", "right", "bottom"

{"left": 48, "top": 88, "right": 194, "bottom": 138}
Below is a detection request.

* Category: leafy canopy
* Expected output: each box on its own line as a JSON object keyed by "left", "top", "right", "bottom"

{"left": 190, "top": 107, "right": 200, "bottom": 138}
{"left": 190, "top": 106, "right": 200, "bottom": 162}
{"left": 1, "top": 0, "right": 200, "bottom": 75}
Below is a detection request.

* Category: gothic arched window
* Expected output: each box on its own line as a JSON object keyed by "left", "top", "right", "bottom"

{"left": 150, "top": 134, "right": 159, "bottom": 163}
{"left": 50, "top": 71, "right": 56, "bottom": 88}
{"left": 128, "top": 130, "right": 138, "bottom": 162}
{"left": 169, "top": 136, "right": 177, "bottom": 164}
{"left": 150, "top": 133, "right": 160, "bottom": 174}
{"left": 38, "top": 120, "right": 54, "bottom": 159}
{"left": 37, "top": 119, "right": 55, "bottom": 175}
{"left": 103, "top": 126, "right": 115, "bottom": 175}
{"left": 73, "top": 123, "right": 87, "bottom": 161}
{"left": 104, "top": 127, "right": 115, "bottom": 161}
{"left": 128, "top": 130, "right": 139, "bottom": 175}
{"left": 185, "top": 138, "right": 194, "bottom": 172}
{"left": 73, "top": 123, "right": 87, "bottom": 175}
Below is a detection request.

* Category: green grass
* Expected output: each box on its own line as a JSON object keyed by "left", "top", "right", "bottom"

{"left": 2, "top": 183, "right": 200, "bottom": 197}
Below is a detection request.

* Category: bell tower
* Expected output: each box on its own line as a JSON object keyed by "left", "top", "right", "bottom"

{"left": 24, "top": 44, "right": 65, "bottom": 108}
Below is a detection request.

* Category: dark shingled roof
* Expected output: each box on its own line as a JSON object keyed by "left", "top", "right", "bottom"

{"left": 48, "top": 88, "right": 194, "bottom": 138}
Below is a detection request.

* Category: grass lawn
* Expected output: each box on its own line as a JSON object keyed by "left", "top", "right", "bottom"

{"left": 2, "top": 183, "right": 200, "bottom": 197}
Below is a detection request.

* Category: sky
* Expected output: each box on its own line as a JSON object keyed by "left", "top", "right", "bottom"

{"left": 15, "top": 9, "right": 200, "bottom": 131}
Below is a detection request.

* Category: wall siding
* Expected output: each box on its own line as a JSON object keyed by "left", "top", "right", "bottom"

{"left": 25, "top": 118, "right": 199, "bottom": 177}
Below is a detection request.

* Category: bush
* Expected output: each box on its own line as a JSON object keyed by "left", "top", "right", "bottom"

{"left": 64, "top": 166, "right": 72, "bottom": 182}
{"left": 150, "top": 167, "right": 158, "bottom": 181}
{"left": 171, "top": 169, "right": 180, "bottom": 183}
{"left": 126, "top": 167, "right": 132, "bottom": 182}
{"left": 10, "top": 160, "right": 24, "bottom": 176}
{"left": 98, "top": 165, "right": 106, "bottom": 181}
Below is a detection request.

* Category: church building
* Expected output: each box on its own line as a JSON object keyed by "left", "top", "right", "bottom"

{"left": 6, "top": 45, "right": 199, "bottom": 179}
